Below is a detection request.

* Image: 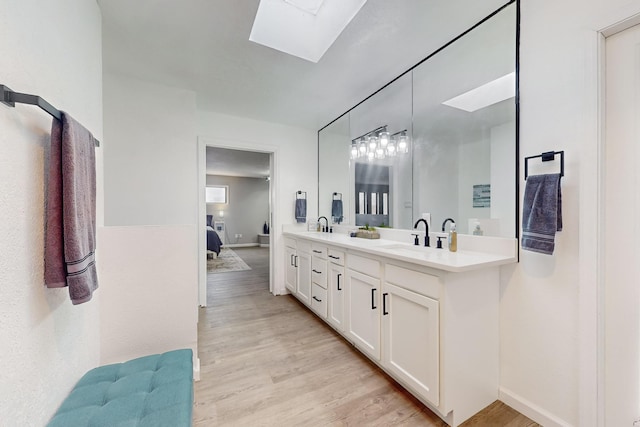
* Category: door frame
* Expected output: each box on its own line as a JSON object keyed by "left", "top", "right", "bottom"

{"left": 197, "top": 137, "right": 278, "bottom": 306}
{"left": 580, "top": 12, "right": 640, "bottom": 427}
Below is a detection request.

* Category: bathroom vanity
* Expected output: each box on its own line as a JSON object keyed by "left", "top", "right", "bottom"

{"left": 283, "top": 229, "right": 517, "bottom": 427}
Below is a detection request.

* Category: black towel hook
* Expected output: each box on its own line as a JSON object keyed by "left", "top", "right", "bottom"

{"left": 524, "top": 151, "right": 564, "bottom": 180}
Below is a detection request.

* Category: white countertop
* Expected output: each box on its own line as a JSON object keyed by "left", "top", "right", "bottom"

{"left": 283, "top": 230, "right": 518, "bottom": 273}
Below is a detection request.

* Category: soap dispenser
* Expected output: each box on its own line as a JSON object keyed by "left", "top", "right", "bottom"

{"left": 448, "top": 223, "right": 457, "bottom": 252}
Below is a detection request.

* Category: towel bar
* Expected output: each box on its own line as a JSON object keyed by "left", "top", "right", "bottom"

{"left": 1, "top": 84, "right": 100, "bottom": 147}
{"left": 524, "top": 150, "right": 563, "bottom": 180}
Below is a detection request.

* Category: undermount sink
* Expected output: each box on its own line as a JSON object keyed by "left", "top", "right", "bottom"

{"left": 377, "top": 244, "right": 439, "bottom": 254}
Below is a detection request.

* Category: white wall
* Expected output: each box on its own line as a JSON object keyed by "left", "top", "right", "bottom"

{"left": 198, "top": 111, "right": 317, "bottom": 295}
{"left": 98, "top": 225, "right": 198, "bottom": 365}
{"left": 0, "top": 0, "right": 103, "bottom": 424}
{"left": 101, "top": 72, "right": 199, "bottom": 365}
{"left": 501, "top": 1, "right": 640, "bottom": 426}
{"left": 103, "top": 72, "right": 197, "bottom": 226}
{"left": 206, "top": 175, "right": 269, "bottom": 244}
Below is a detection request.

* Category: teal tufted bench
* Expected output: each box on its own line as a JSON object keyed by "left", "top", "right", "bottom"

{"left": 47, "top": 349, "right": 193, "bottom": 427}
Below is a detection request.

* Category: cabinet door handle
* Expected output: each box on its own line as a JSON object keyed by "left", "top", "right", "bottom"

{"left": 312, "top": 269, "right": 321, "bottom": 274}
{"left": 371, "top": 288, "right": 377, "bottom": 310}
{"left": 313, "top": 249, "right": 322, "bottom": 254}
{"left": 313, "top": 296, "right": 322, "bottom": 302}
{"left": 294, "top": 256, "right": 298, "bottom": 268}
{"left": 329, "top": 255, "right": 340, "bottom": 260}
{"left": 290, "top": 254, "right": 294, "bottom": 266}
{"left": 383, "top": 293, "right": 389, "bottom": 315}
{"left": 337, "top": 273, "right": 342, "bottom": 291}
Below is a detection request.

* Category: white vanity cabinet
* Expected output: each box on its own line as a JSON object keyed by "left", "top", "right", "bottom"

{"left": 284, "top": 238, "right": 297, "bottom": 294}
{"left": 346, "top": 254, "right": 382, "bottom": 361}
{"left": 382, "top": 264, "right": 440, "bottom": 406}
{"left": 282, "top": 231, "right": 505, "bottom": 426}
{"left": 310, "top": 244, "right": 328, "bottom": 318}
{"left": 327, "top": 248, "right": 345, "bottom": 332}
{"left": 284, "top": 237, "right": 312, "bottom": 306}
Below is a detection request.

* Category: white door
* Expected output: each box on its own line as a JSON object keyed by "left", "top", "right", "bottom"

{"left": 604, "top": 24, "right": 640, "bottom": 427}
{"left": 346, "top": 270, "right": 381, "bottom": 360}
{"left": 382, "top": 282, "right": 439, "bottom": 406}
{"left": 285, "top": 246, "right": 297, "bottom": 294}
{"left": 297, "top": 251, "right": 312, "bottom": 306}
{"left": 328, "top": 263, "right": 345, "bottom": 332}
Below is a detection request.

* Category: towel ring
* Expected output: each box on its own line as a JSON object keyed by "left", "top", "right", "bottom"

{"left": 524, "top": 151, "right": 564, "bottom": 180}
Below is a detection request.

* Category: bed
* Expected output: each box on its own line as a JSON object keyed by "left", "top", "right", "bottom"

{"left": 207, "top": 226, "right": 223, "bottom": 256}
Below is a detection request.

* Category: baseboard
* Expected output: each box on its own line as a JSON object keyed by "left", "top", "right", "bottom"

{"left": 499, "top": 387, "right": 573, "bottom": 427}
{"left": 259, "top": 244, "right": 270, "bottom": 248}
{"left": 193, "top": 357, "right": 201, "bottom": 382}
{"left": 225, "top": 243, "right": 259, "bottom": 248}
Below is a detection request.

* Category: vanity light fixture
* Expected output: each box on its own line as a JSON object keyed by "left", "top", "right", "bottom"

{"left": 351, "top": 126, "right": 409, "bottom": 161}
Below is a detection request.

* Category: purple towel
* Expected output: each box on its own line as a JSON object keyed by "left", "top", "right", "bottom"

{"left": 521, "top": 173, "right": 562, "bottom": 255}
{"left": 44, "top": 112, "right": 98, "bottom": 304}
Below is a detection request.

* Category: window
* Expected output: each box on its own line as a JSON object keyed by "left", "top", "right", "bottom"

{"left": 206, "top": 185, "right": 228, "bottom": 204}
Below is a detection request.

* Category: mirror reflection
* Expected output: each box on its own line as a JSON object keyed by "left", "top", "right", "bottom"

{"left": 318, "top": 3, "right": 517, "bottom": 237}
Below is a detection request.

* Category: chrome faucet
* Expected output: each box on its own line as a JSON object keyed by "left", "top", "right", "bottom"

{"left": 413, "top": 218, "right": 430, "bottom": 247}
{"left": 442, "top": 218, "right": 455, "bottom": 232}
{"left": 318, "top": 216, "right": 328, "bottom": 232}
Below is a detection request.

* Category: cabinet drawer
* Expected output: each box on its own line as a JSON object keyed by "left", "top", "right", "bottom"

{"left": 311, "top": 283, "right": 327, "bottom": 319}
{"left": 311, "top": 244, "right": 328, "bottom": 259}
{"left": 297, "top": 240, "right": 312, "bottom": 254}
{"left": 327, "top": 248, "right": 345, "bottom": 266}
{"left": 347, "top": 253, "right": 380, "bottom": 277}
{"left": 312, "top": 257, "right": 328, "bottom": 288}
{"left": 385, "top": 264, "right": 440, "bottom": 300}
{"left": 284, "top": 237, "right": 296, "bottom": 249}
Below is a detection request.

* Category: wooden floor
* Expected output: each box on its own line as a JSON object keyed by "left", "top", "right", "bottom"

{"left": 194, "top": 247, "right": 539, "bottom": 426}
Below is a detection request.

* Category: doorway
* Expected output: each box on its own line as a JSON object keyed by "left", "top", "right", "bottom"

{"left": 603, "top": 21, "right": 640, "bottom": 426}
{"left": 197, "top": 140, "right": 276, "bottom": 306}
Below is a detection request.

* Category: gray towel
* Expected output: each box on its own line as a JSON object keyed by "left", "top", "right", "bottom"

{"left": 44, "top": 112, "right": 99, "bottom": 304}
{"left": 331, "top": 199, "right": 343, "bottom": 224}
{"left": 522, "top": 173, "right": 562, "bottom": 255}
{"left": 295, "top": 199, "right": 307, "bottom": 223}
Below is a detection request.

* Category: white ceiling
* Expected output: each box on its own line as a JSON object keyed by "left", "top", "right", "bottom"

{"left": 98, "top": 0, "right": 509, "bottom": 130}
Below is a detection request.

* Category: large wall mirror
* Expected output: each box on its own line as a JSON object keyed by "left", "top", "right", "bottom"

{"left": 318, "top": 2, "right": 517, "bottom": 237}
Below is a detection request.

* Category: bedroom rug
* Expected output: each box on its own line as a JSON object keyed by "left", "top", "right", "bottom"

{"left": 207, "top": 248, "right": 251, "bottom": 273}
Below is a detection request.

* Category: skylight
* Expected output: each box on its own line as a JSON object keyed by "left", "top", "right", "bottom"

{"left": 249, "top": 0, "right": 368, "bottom": 63}
{"left": 442, "top": 72, "right": 516, "bottom": 112}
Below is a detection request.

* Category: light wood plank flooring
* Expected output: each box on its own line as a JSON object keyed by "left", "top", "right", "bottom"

{"left": 194, "top": 247, "right": 539, "bottom": 426}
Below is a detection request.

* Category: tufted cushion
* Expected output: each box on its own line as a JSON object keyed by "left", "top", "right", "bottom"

{"left": 47, "top": 349, "right": 193, "bottom": 427}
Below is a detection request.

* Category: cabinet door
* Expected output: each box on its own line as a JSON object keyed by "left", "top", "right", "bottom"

{"left": 346, "top": 270, "right": 381, "bottom": 360}
{"left": 382, "top": 282, "right": 439, "bottom": 406}
{"left": 328, "top": 263, "right": 345, "bottom": 332}
{"left": 285, "top": 246, "right": 297, "bottom": 294}
{"left": 296, "top": 251, "right": 312, "bottom": 306}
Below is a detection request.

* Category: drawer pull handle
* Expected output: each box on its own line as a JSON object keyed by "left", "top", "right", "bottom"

{"left": 313, "top": 250, "right": 322, "bottom": 253}
{"left": 312, "top": 269, "right": 321, "bottom": 274}
{"left": 383, "top": 293, "right": 389, "bottom": 315}
{"left": 337, "top": 273, "right": 342, "bottom": 291}
{"left": 329, "top": 255, "right": 340, "bottom": 260}
{"left": 313, "top": 296, "right": 322, "bottom": 302}
{"left": 371, "top": 288, "right": 377, "bottom": 310}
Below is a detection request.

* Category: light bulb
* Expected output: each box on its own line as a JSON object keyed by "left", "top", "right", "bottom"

{"left": 367, "top": 151, "right": 375, "bottom": 161}
{"left": 368, "top": 136, "right": 378, "bottom": 151}
{"left": 387, "top": 141, "right": 396, "bottom": 156}
{"left": 350, "top": 144, "right": 358, "bottom": 159}
{"left": 398, "top": 134, "right": 409, "bottom": 153}
{"left": 379, "top": 131, "right": 389, "bottom": 148}
{"left": 376, "top": 146, "right": 384, "bottom": 159}
{"left": 358, "top": 139, "right": 367, "bottom": 155}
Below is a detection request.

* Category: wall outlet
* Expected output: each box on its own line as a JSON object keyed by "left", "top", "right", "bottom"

{"left": 235, "top": 234, "right": 242, "bottom": 239}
